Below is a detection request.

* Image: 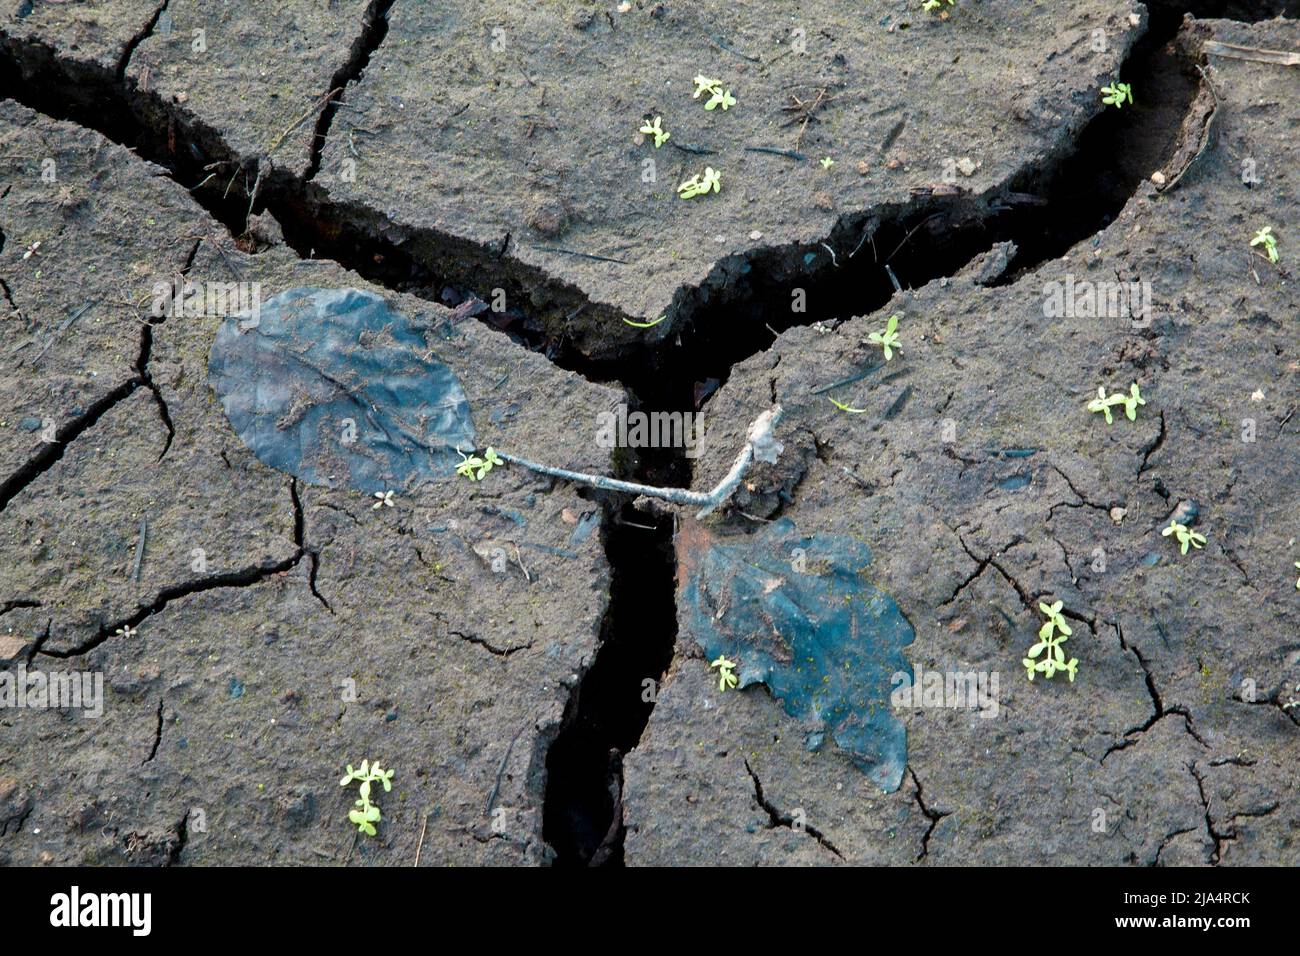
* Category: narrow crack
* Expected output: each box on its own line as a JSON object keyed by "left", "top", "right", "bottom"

{"left": 115, "top": 0, "right": 170, "bottom": 82}
{"left": 1188, "top": 762, "right": 1230, "bottom": 864}
{"left": 744, "top": 759, "right": 844, "bottom": 861}
{"left": 448, "top": 629, "right": 532, "bottom": 658}
{"left": 306, "top": 0, "right": 395, "bottom": 180}
{"left": 1137, "top": 410, "right": 1168, "bottom": 479}
{"left": 0, "top": 375, "right": 142, "bottom": 513}
{"left": 0, "top": 599, "right": 40, "bottom": 616}
{"left": 137, "top": 323, "right": 175, "bottom": 460}
{"left": 165, "top": 809, "right": 189, "bottom": 866}
{"left": 142, "top": 698, "right": 164, "bottom": 765}
{"left": 0, "top": 315, "right": 160, "bottom": 511}
{"left": 1101, "top": 620, "right": 1211, "bottom": 761}
{"left": 908, "top": 766, "right": 950, "bottom": 863}
{"left": 1152, "top": 825, "right": 1197, "bottom": 866}
{"left": 38, "top": 551, "right": 303, "bottom": 659}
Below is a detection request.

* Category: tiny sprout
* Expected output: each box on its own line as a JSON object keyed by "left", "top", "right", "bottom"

{"left": 922, "top": 0, "right": 954, "bottom": 10}
{"left": 1087, "top": 383, "right": 1144, "bottom": 423}
{"left": 710, "top": 655, "right": 738, "bottom": 690}
{"left": 1101, "top": 81, "right": 1133, "bottom": 108}
{"left": 1250, "top": 226, "right": 1279, "bottom": 263}
{"left": 339, "top": 759, "right": 394, "bottom": 837}
{"left": 867, "top": 313, "right": 902, "bottom": 361}
{"left": 372, "top": 490, "right": 395, "bottom": 509}
{"left": 1162, "top": 519, "right": 1205, "bottom": 555}
{"left": 115, "top": 625, "right": 138, "bottom": 639}
{"left": 456, "top": 448, "right": 502, "bottom": 481}
{"left": 692, "top": 74, "right": 722, "bottom": 99}
{"left": 704, "top": 87, "right": 736, "bottom": 111}
{"left": 1023, "top": 600, "right": 1079, "bottom": 682}
{"left": 820, "top": 157, "right": 835, "bottom": 169}
{"left": 639, "top": 115, "right": 670, "bottom": 148}
{"left": 456, "top": 451, "right": 483, "bottom": 480}
{"left": 828, "top": 397, "right": 867, "bottom": 414}
{"left": 678, "top": 166, "right": 721, "bottom": 199}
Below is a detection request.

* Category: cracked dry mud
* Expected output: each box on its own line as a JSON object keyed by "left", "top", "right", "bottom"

{"left": 1, "top": 2, "right": 1297, "bottom": 867}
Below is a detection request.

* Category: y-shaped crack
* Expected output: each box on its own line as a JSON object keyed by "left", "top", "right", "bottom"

{"left": 744, "top": 760, "right": 844, "bottom": 861}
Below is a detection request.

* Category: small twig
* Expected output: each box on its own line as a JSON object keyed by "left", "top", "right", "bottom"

{"left": 670, "top": 141, "right": 717, "bottom": 156}
{"left": 744, "top": 145, "right": 806, "bottom": 161}
{"left": 531, "top": 246, "right": 628, "bottom": 265}
{"left": 32, "top": 299, "right": 98, "bottom": 365}
{"left": 511, "top": 543, "right": 531, "bottom": 583}
{"left": 499, "top": 406, "right": 784, "bottom": 519}
{"left": 1202, "top": 40, "right": 1300, "bottom": 66}
{"left": 485, "top": 724, "right": 528, "bottom": 816}
{"left": 132, "top": 515, "right": 148, "bottom": 582}
{"left": 267, "top": 87, "right": 341, "bottom": 155}
{"left": 414, "top": 811, "right": 429, "bottom": 867}
{"left": 706, "top": 31, "right": 760, "bottom": 63}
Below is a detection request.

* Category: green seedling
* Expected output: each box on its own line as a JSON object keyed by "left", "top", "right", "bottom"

{"left": 456, "top": 447, "right": 503, "bottom": 481}
{"left": 828, "top": 397, "right": 868, "bottom": 414}
{"left": 922, "top": 0, "right": 954, "bottom": 10}
{"left": 692, "top": 74, "right": 722, "bottom": 99}
{"left": 820, "top": 157, "right": 835, "bottom": 169}
{"left": 704, "top": 87, "right": 736, "bottom": 111}
{"left": 1023, "top": 600, "right": 1079, "bottom": 682}
{"left": 1162, "top": 519, "right": 1206, "bottom": 555}
{"left": 639, "top": 115, "right": 670, "bottom": 148}
{"left": 867, "top": 313, "right": 902, "bottom": 361}
{"left": 1101, "top": 81, "right": 1133, "bottom": 108}
{"left": 710, "top": 655, "right": 739, "bottom": 690}
{"left": 1086, "top": 383, "right": 1145, "bottom": 423}
{"left": 1250, "top": 226, "right": 1279, "bottom": 263}
{"left": 339, "top": 759, "right": 394, "bottom": 837}
{"left": 678, "top": 166, "right": 722, "bottom": 199}
{"left": 372, "top": 490, "right": 395, "bottom": 509}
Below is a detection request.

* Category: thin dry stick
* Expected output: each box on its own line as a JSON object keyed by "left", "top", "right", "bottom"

{"left": 267, "top": 87, "right": 342, "bottom": 155}
{"left": 414, "top": 811, "right": 429, "bottom": 867}
{"left": 1202, "top": 40, "right": 1300, "bottom": 66}
{"left": 497, "top": 405, "right": 783, "bottom": 519}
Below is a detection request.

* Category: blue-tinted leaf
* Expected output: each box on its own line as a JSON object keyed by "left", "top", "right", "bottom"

{"left": 677, "top": 518, "right": 915, "bottom": 792}
{"left": 208, "top": 287, "right": 476, "bottom": 494}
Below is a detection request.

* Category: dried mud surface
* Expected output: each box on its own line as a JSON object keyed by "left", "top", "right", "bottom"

{"left": 1, "top": 3, "right": 1296, "bottom": 866}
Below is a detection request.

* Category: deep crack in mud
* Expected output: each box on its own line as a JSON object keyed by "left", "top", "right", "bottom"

{"left": 0, "top": 0, "right": 1295, "bottom": 866}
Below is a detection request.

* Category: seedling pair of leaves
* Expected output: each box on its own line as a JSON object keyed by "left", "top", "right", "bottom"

{"left": 692, "top": 74, "right": 736, "bottom": 111}
{"left": 639, "top": 115, "right": 670, "bottom": 148}
{"left": 340, "top": 759, "right": 395, "bottom": 837}
{"left": 679, "top": 167, "right": 722, "bottom": 199}
{"left": 1101, "top": 81, "right": 1134, "bottom": 108}
{"left": 1023, "top": 600, "right": 1079, "bottom": 682}
{"left": 710, "top": 655, "right": 739, "bottom": 690}
{"left": 456, "top": 447, "right": 503, "bottom": 481}
{"left": 1087, "top": 383, "right": 1145, "bottom": 423}
{"left": 1251, "top": 226, "right": 1279, "bottom": 263}
{"left": 1163, "top": 520, "right": 1206, "bottom": 555}
{"left": 868, "top": 314, "right": 903, "bottom": 361}
{"left": 829, "top": 314, "right": 904, "bottom": 413}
